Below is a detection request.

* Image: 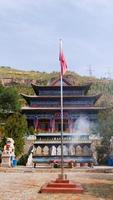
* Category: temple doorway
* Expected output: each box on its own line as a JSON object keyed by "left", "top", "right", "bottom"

{"left": 55, "top": 119, "right": 68, "bottom": 132}
{"left": 38, "top": 119, "right": 50, "bottom": 132}
{"left": 27, "top": 119, "right": 34, "bottom": 128}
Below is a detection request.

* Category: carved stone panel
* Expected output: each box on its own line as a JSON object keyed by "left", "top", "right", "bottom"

{"left": 51, "top": 146, "right": 57, "bottom": 156}
{"left": 83, "top": 145, "right": 90, "bottom": 156}
{"left": 57, "top": 145, "right": 61, "bottom": 155}
{"left": 36, "top": 146, "right": 42, "bottom": 155}
{"left": 76, "top": 145, "right": 82, "bottom": 156}
{"left": 63, "top": 145, "right": 68, "bottom": 155}
{"left": 69, "top": 145, "right": 75, "bottom": 155}
{"left": 43, "top": 146, "right": 49, "bottom": 156}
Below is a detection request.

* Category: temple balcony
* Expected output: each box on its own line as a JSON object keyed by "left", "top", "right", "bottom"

{"left": 34, "top": 140, "right": 91, "bottom": 145}
{"left": 34, "top": 133, "right": 91, "bottom": 144}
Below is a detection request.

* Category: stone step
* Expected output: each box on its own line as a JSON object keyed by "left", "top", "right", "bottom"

{"left": 40, "top": 186, "right": 84, "bottom": 193}
{"left": 39, "top": 178, "right": 84, "bottom": 193}
{"left": 47, "top": 182, "right": 76, "bottom": 188}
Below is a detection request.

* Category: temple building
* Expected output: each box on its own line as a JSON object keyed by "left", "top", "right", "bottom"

{"left": 21, "top": 77, "right": 103, "bottom": 166}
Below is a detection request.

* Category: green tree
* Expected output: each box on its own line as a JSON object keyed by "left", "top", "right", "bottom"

{"left": 98, "top": 109, "right": 113, "bottom": 139}
{"left": 4, "top": 112, "right": 28, "bottom": 156}
{"left": 97, "top": 109, "right": 113, "bottom": 164}
{"left": 28, "top": 126, "right": 35, "bottom": 135}
{"left": 0, "top": 86, "right": 20, "bottom": 120}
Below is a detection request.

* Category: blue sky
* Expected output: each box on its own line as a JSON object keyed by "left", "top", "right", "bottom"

{"left": 0, "top": 0, "right": 113, "bottom": 78}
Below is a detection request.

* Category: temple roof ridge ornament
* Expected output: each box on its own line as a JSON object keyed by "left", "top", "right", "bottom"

{"left": 31, "top": 82, "right": 92, "bottom": 88}
{"left": 50, "top": 77, "right": 72, "bottom": 86}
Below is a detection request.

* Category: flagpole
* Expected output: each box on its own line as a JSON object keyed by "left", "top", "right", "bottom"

{"left": 60, "top": 39, "right": 64, "bottom": 179}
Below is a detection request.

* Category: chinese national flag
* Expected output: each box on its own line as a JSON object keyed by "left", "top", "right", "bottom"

{"left": 59, "top": 47, "right": 68, "bottom": 76}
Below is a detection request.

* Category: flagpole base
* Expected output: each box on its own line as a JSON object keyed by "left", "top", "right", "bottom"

{"left": 58, "top": 173, "right": 67, "bottom": 180}
{"left": 39, "top": 175, "right": 84, "bottom": 193}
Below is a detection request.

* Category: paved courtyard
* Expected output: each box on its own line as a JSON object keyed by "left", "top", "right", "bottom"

{"left": 0, "top": 167, "right": 113, "bottom": 200}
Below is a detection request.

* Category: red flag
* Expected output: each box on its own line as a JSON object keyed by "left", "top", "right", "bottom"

{"left": 59, "top": 43, "right": 68, "bottom": 76}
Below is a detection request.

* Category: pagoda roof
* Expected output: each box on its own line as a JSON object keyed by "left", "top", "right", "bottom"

{"left": 31, "top": 83, "right": 92, "bottom": 95}
{"left": 50, "top": 77, "right": 73, "bottom": 86}
{"left": 21, "top": 93, "right": 101, "bottom": 105}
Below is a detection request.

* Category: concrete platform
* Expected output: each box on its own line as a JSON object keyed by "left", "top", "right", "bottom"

{"left": 39, "top": 178, "right": 84, "bottom": 193}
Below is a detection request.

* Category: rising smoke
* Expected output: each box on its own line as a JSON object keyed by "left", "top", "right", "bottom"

{"left": 74, "top": 115, "right": 91, "bottom": 134}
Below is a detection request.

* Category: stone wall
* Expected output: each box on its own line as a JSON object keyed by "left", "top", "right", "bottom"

{"left": 24, "top": 135, "right": 36, "bottom": 154}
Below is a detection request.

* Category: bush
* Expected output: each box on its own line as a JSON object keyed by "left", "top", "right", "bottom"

{"left": 17, "top": 154, "right": 28, "bottom": 166}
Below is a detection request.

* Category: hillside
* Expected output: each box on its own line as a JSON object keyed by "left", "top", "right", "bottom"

{"left": 0, "top": 66, "right": 113, "bottom": 107}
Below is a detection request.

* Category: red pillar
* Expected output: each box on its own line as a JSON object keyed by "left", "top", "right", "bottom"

{"left": 51, "top": 118, "right": 55, "bottom": 133}
{"left": 35, "top": 118, "right": 39, "bottom": 132}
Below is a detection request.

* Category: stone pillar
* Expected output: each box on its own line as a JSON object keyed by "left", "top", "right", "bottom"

{"left": 1, "top": 155, "right": 11, "bottom": 167}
